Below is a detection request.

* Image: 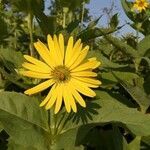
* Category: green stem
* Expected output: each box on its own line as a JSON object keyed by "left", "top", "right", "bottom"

{"left": 55, "top": 113, "right": 66, "bottom": 134}
{"left": 14, "top": 30, "right": 17, "bottom": 49}
{"left": 49, "top": 108, "right": 56, "bottom": 149}
{"left": 62, "top": 12, "right": 66, "bottom": 28}
{"left": 50, "top": 108, "right": 56, "bottom": 136}
{"left": 81, "top": 1, "right": 85, "bottom": 25}
{"left": 136, "top": 30, "right": 139, "bottom": 43}
{"left": 28, "top": 12, "right": 34, "bottom": 56}
{"left": 62, "top": 7, "right": 68, "bottom": 29}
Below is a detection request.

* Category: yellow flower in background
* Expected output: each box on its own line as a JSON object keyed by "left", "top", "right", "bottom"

{"left": 133, "top": 0, "right": 149, "bottom": 12}
{"left": 20, "top": 34, "right": 101, "bottom": 114}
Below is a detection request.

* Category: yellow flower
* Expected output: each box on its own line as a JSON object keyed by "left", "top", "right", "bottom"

{"left": 133, "top": 0, "right": 149, "bottom": 12}
{"left": 20, "top": 34, "right": 101, "bottom": 114}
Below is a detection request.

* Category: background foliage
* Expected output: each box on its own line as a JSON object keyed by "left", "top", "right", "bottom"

{"left": 0, "top": 0, "right": 150, "bottom": 149}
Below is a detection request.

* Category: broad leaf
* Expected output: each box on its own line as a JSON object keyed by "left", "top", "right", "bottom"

{"left": 87, "top": 17, "right": 101, "bottom": 29}
{"left": 54, "top": 128, "right": 84, "bottom": 150}
{"left": 0, "top": 48, "right": 23, "bottom": 68}
{"left": 101, "top": 71, "right": 139, "bottom": 86}
{"left": 0, "top": 16, "right": 8, "bottom": 42}
{"left": 100, "top": 34, "right": 138, "bottom": 58}
{"left": 81, "top": 126, "right": 128, "bottom": 150}
{"left": 128, "top": 136, "right": 141, "bottom": 150}
{"left": 77, "top": 27, "right": 116, "bottom": 42}
{"left": 10, "top": 0, "right": 44, "bottom": 13}
{"left": 52, "top": 90, "right": 150, "bottom": 150}
{"left": 138, "top": 35, "right": 150, "bottom": 57}
{"left": 109, "top": 13, "right": 119, "bottom": 29}
{"left": 57, "top": 90, "right": 150, "bottom": 139}
{"left": 0, "top": 122, "right": 3, "bottom": 132}
{"left": 113, "top": 74, "right": 150, "bottom": 113}
{"left": 35, "top": 12, "right": 57, "bottom": 35}
{"left": 8, "top": 138, "right": 36, "bottom": 150}
{"left": 0, "top": 92, "right": 50, "bottom": 149}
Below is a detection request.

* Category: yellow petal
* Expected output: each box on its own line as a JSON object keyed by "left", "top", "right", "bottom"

{"left": 88, "top": 57, "right": 97, "bottom": 61}
{"left": 62, "top": 83, "right": 71, "bottom": 113}
{"left": 67, "top": 83, "right": 77, "bottom": 112}
{"left": 45, "top": 85, "right": 58, "bottom": 110}
{"left": 19, "top": 71, "right": 52, "bottom": 79}
{"left": 73, "top": 76, "right": 101, "bottom": 85}
{"left": 65, "top": 36, "right": 74, "bottom": 65}
{"left": 65, "top": 38, "right": 81, "bottom": 65}
{"left": 40, "top": 84, "right": 56, "bottom": 107}
{"left": 59, "top": 34, "right": 65, "bottom": 62}
{"left": 22, "top": 62, "right": 51, "bottom": 73}
{"left": 54, "top": 84, "right": 63, "bottom": 114}
{"left": 53, "top": 34, "right": 63, "bottom": 65}
{"left": 66, "top": 44, "right": 83, "bottom": 68}
{"left": 69, "top": 84, "right": 86, "bottom": 107}
{"left": 88, "top": 57, "right": 101, "bottom": 68}
{"left": 69, "top": 45, "right": 89, "bottom": 70}
{"left": 34, "top": 40, "right": 54, "bottom": 68}
{"left": 71, "top": 60, "right": 100, "bottom": 72}
{"left": 23, "top": 55, "right": 51, "bottom": 71}
{"left": 72, "top": 77, "right": 99, "bottom": 88}
{"left": 24, "top": 79, "right": 54, "bottom": 95}
{"left": 71, "top": 71, "right": 97, "bottom": 77}
{"left": 47, "top": 34, "right": 58, "bottom": 66}
{"left": 70, "top": 78, "right": 96, "bottom": 97}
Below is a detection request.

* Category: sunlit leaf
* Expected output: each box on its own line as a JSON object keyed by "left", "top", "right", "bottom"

{"left": 109, "top": 13, "right": 119, "bottom": 29}
{"left": 113, "top": 74, "right": 150, "bottom": 113}
{"left": 0, "top": 92, "right": 50, "bottom": 149}
{"left": 138, "top": 35, "right": 150, "bottom": 57}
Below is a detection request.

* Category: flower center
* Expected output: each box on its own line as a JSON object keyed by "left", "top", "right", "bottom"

{"left": 138, "top": 1, "right": 145, "bottom": 7}
{"left": 51, "top": 66, "right": 70, "bottom": 82}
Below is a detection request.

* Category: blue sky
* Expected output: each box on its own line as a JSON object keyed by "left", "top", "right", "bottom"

{"left": 86, "top": 0, "right": 136, "bottom": 35}
{"left": 45, "top": 0, "right": 137, "bottom": 36}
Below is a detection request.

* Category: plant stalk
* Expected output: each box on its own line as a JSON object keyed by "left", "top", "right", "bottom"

{"left": 62, "top": 7, "right": 68, "bottom": 29}
{"left": 49, "top": 108, "right": 57, "bottom": 149}
{"left": 81, "top": 1, "right": 85, "bottom": 25}
{"left": 50, "top": 108, "right": 55, "bottom": 135}
{"left": 28, "top": 12, "right": 34, "bottom": 56}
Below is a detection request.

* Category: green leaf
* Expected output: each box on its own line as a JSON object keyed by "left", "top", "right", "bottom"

{"left": 51, "top": 90, "right": 150, "bottom": 150}
{"left": 95, "top": 91, "right": 150, "bottom": 136}
{"left": 77, "top": 27, "right": 116, "bottom": 42}
{"left": 0, "top": 92, "right": 50, "bottom": 149}
{"left": 87, "top": 17, "right": 101, "bottom": 29}
{"left": 35, "top": 12, "right": 56, "bottom": 35}
{"left": 0, "top": 48, "right": 24, "bottom": 68}
{"left": 82, "top": 126, "right": 128, "bottom": 150}
{"left": 66, "top": 20, "right": 80, "bottom": 33}
{"left": 101, "top": 71, "right": 139, "bottom": 86}
{"left": 0, "top": 16, "right": 8, "bottom": 42}
{"left": 141, "top": 19, "right": 150, "bottom": 36}
{"left": 128, "top": 136, "right": 141, "bottom": 150}
{"left": 142, "top": 57, "right": 150, "bottom": 67}
{"left": 10, "top": 0, "right": 44, "bottom": 13}
{"left": 54, "top": 128, "right": 84, "bottom": 150}
{"left": 138, "top": 35, "right": 150, "bottom": 57}
{"left": 113, "top": 74, "right": 150, "bottom": 113}
{"left": 57, "top": 90, "right": 150, "bottom": 141}
{"left": 142, "top": 136, "right": 150, "bottom": 146}
{"left": 121, "top": 0, "right": 134, "bottom": 21}
{"left": 0, "top": 122, "right": 3, "bottom": 132}
{"left": 110, "top": 13, "right": 119, "bottom": 29}
{"left": 100, "top": 34, "right": 138, "bottom": 58}
{"left": 8, "top": 138, "right": 36, "bottom": 150}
